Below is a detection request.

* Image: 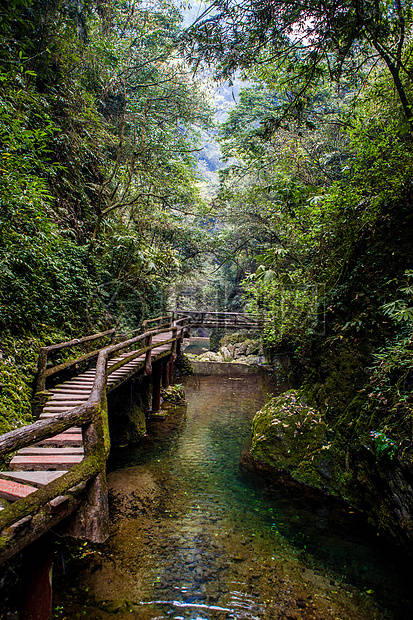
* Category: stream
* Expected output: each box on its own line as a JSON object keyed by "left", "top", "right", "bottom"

{"left": 54, "top": 372, "right": 412, "bottom": 619}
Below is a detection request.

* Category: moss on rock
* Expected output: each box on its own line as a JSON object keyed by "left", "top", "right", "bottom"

{"left": 161, "top": 384, "right": 185, "bottom": 405}
{"left": 251, "top": 390, "right": 338, "bottom": 492}
{"left": 174, "top": 353, "right": 194, "bottom": 377}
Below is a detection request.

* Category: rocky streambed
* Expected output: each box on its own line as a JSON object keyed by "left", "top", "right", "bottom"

{"left": 52, "top": 373, "right": 411, "bottom": 619}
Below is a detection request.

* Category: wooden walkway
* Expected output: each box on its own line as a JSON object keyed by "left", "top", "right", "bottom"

{"left": 0, "top": 316, "right": 189, "bottom": 564}
{"left": 0, "top": 331, "right": 173, "bottom": 503}
{"left": 0, "top": 310, "right": 258, "bottom": 566}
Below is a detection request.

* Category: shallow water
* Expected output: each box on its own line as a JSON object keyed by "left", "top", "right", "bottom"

{"left": 54, "top": 373, "right": 412, "bottom": 619}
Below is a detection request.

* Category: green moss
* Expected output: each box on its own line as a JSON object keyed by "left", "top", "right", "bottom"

{"left": 161, "top": 384, "right": 186, "bottom": 405}
{"left": 175, "top": 353, "right": 194, "bottom": 376}
{"left": 0, "top": 328, "right": 74, "bottom": 438}
{"left": 251, "top": 390, "right": 338, "bottom": 491}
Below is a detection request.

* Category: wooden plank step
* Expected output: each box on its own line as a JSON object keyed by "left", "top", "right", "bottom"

{"left": 18, "top": 447, "right": 84, "bottom": 455}
{"left": 109, "top": 373, "right": 133, "bottom": 381}
{"left": 51, "top": 388, "right": 92, "bottom": 394}
{"left": 109, "top": 368, "right": 135, "bottom": 375}
{"left": 43, "top": 404, "right": 84, "bottom": 410}
{"left": 41, "top": 412, "right": 78, "bottom": 418}
{"left": 109, "top": 369, "right": 134, "bottom": 375}
{"left": 10, "top": 454, "right": 83, "bottom": 471}
{"left": 49, "top": 393, "right": 90, "bottom": 399}
{"left": 0, "top": 471, "right": 67, "bottom": 488}
{"left": 42, "top": 405, "right": 81, "bottom": 412}
{"left": 0, "top": 478, "right": 37, "bottom": 501}
{"left": 37, "top": 433, "right": 83, "bottom": 447}
{"left": 56, "top": 378, "right": 94, "bottom": 384}
{"left": 45, "top": 398, "right": 87, "bottom": 408}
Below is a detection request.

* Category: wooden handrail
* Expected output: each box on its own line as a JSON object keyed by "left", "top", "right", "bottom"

{"left": 0, "top": 311, "right": 267, "bottom": 560}
{"left": 175, "top": 310, "right": 251, "bottom": 316}
{"left": 35, "top": 329, "right": 116, "bottom": 394}
{"left": 173, "top": 310, "right": 260, "bottom": 327}
{"left": 142, "top": 314, "right": 172, "bottom": 331}
{"left": 0, "top": 404, "right": 96, "bottom": 458}
{"left": 42, "top": 329, "right": 115, "bottom": 353}
{"left": 0, "top": 321, "right": 186, "bottom": 558}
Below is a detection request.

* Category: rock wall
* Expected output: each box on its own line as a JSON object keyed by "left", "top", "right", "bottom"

{"left": 248, "top": 390, "right": 413, "bottom": 547}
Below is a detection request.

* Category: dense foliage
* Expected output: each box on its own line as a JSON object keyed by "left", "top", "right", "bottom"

{"left": 0, "top": 0, "right": 411, "bottom": 542}
{"left": 186, "top": 0, "right": 413, "bottom": 521}
{"left": 0, "top": 0, "right": 212, "bottom": 432}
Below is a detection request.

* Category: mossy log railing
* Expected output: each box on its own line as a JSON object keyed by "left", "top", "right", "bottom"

{"left": 0, "top": 320, "right": 188, "bottom": 565}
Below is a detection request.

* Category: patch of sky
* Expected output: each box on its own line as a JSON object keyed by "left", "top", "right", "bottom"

{"left": 178, "top": 1, "right": 248, "bottom": 194}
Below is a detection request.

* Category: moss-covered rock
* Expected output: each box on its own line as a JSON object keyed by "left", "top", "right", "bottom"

{"left": 193, "top": 336, "right": 265, "bottom": 365}
{"left": 251, "top": 390, "right": 338, "bottom": 492}
{"left": 161, "top": 384, "right": 185, "bottom": 405}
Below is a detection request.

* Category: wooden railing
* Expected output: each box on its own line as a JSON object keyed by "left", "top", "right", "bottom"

{"left": 142, "top": 314, "right": 173, "bottom": 332}
{"left": 0, "top": 309, "right": 257, "bottom": 562}
{"left": 0, "top": 319, "right": 188, "bottom": 563}
{"left": 34, "top": 329, "right": 116, "bottom": 394}
{"left": 174, "top": 310, "right": 259, "bottom": 329}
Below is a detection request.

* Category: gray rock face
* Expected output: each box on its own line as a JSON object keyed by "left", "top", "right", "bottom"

{"left": 192, "top": 337, "right": 265, "bottom": 365}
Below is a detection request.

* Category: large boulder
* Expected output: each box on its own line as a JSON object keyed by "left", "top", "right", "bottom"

{"left": 250, "top": 390, "right": 337, "bottom": 492}
{"left": 249, "top": 390, "right": 413, "bottom": 545}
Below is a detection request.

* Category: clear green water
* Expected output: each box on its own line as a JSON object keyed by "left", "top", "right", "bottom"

{"left": 54, "top": 373, "right": 411, "bottom": 619}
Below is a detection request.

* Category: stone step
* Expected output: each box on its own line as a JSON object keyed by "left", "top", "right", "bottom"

{"left": 0, "top": 471, "right": 67, "bottom": 488}
{"left": 10, "top": 454, "right": 83, "bottom": 471}
{"left": 0, "top": 478, "right": 37, "bottom": 501}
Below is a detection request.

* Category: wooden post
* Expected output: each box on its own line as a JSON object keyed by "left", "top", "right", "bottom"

{"left": 176, "top": 328, "right": 183, "bottom": 357}
{"left": 162, "top": 359, "right": 170, "bottom": 388}
{"left": 152, "top": 362, "right": 162, "bottom": 413}
{"left": 69, "top": 354, "right": 110, "bottom": 543}
{"left": 169, "top": 357, "right": 175, "bottom": 385}
{"left": 68, "top": 407, "right": 109, "bottom": 543}
{"left": 34, "top": 348, "right": 48, "bottom": 395}
{"left": 171, "top": 326, "right": 177, "bottom": 356}
{"left": 144, "top": 334, "right": 152, "bottom": 375}
{"left": 31, "top": 390, "right": 52, "bottom": 418}
{"left": 20, "top": 536, "right": 53, "bottom": 620}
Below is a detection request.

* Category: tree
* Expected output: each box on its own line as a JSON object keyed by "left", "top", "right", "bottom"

{"left": 186, "top": 0, "right": 413, "bottom": 132}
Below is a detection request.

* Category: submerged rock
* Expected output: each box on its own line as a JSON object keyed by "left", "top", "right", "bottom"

{"left": 161, "top": 383, "right": 186, "bottom": 405}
